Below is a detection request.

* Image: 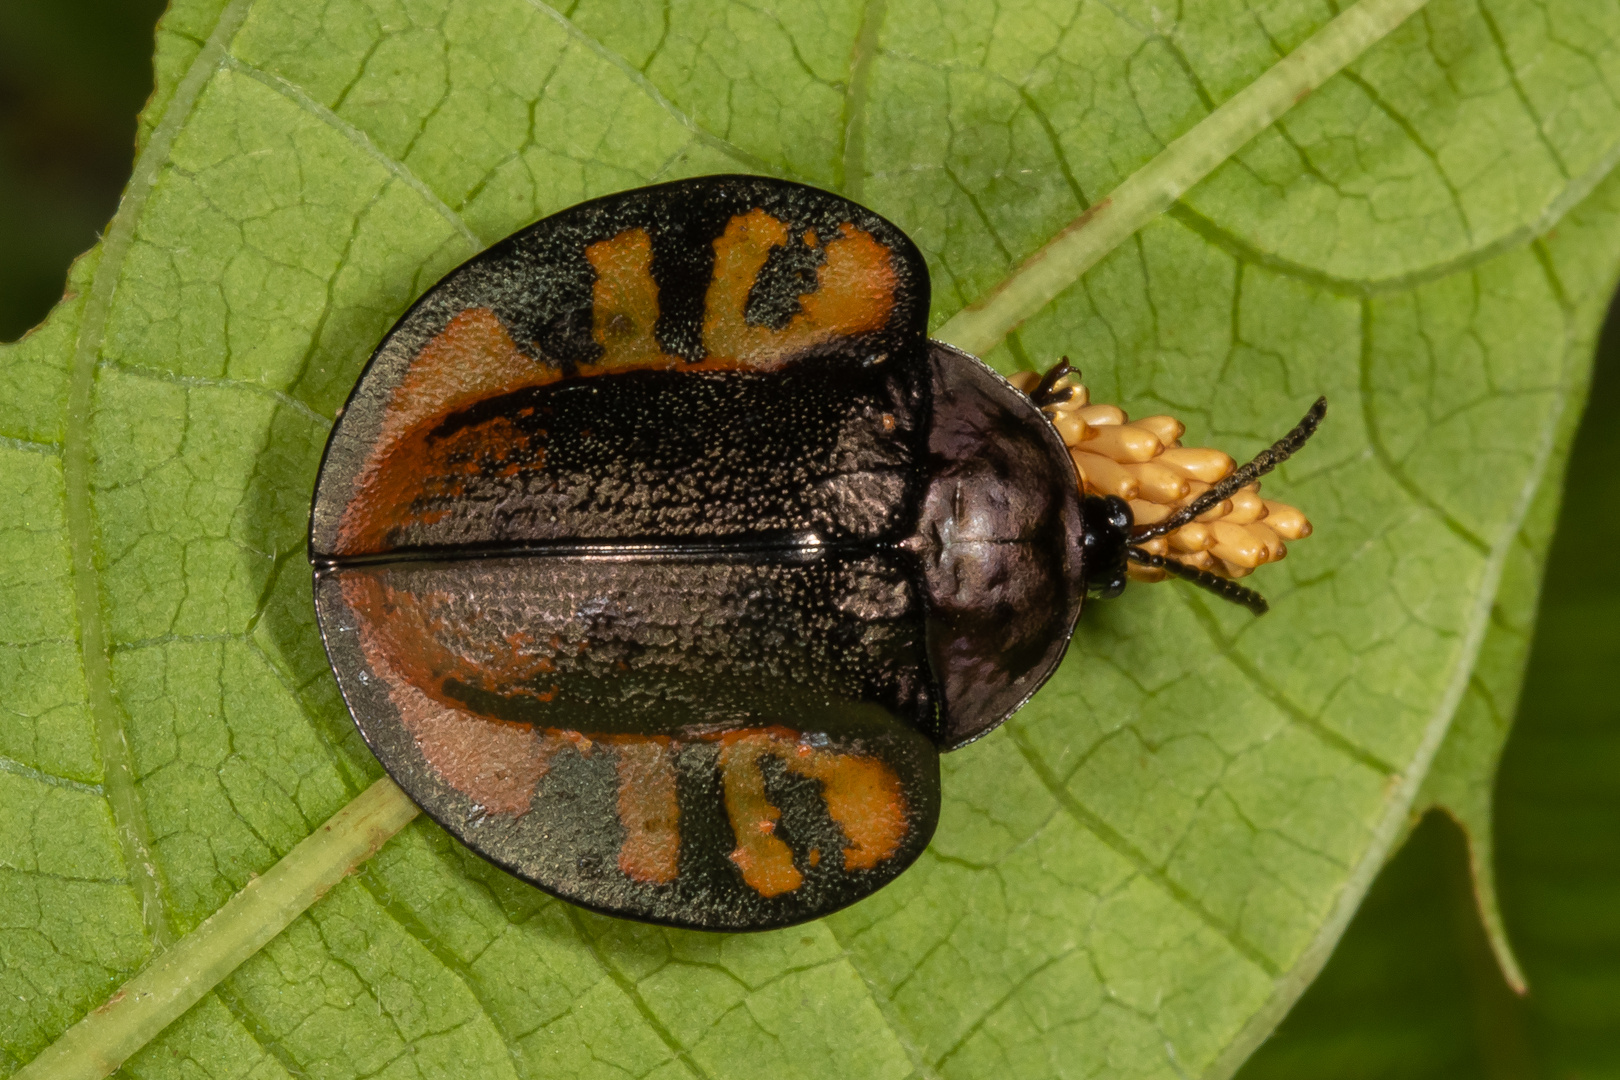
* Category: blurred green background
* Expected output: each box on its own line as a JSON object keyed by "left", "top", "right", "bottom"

{"left": 2, "top": 2, "right": 1615, "bottom": 1076}
{"left": 0, "top": 0, "right": 168, "bottom": 342}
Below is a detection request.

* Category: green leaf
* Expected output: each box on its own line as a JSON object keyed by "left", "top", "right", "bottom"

{"left": 1237, "top": 223, "right": 1620, "bottom": 1080}
{"left": 5, "top": 1, "right": 1620, "bottom": 1078}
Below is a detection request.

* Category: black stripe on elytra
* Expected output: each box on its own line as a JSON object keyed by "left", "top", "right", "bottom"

{"left": 460, "top": 226, "right": 603, "bottom": 375}
{"left": 647, "top": 205, "right": 722, "bottom": 365}
{"left": 747, "top": 230, "right": 828, "bottom": 330}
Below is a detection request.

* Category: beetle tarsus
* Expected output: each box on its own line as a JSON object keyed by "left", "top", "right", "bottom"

{"left": 1029, "top": 356, "right": 1077, "bottom": 408}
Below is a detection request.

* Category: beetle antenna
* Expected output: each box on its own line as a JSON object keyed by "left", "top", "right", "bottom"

{"left": 1133, "top": 397, "right": 1327, "bottom": 543}
{"left": 1128, "top": 548, "right": 1269, "bottom": 615}
{"left": 1030, "top": 357, "right": 1077, "bottom": 408}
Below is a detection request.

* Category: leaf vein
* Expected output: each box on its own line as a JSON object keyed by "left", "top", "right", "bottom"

{"left": 1356, "top": 298, "right": 1493, "bottom": 554}
{"left": 936, "top": 0, "right": 1441, "bottom": 355}
{"left": 354, "top": 867, "right": 526, "bottom": 1076}
{"left": 1005, "top": 724, "right": 1283, "bottom": 977}
{"left": 1202, "top": 228, "right": 1588, "bottom": 1080}
{"left": 837, "top": 0, "right": 885, "bottom": 198}
{"left": 212, "top": 981, "right": 307, "bottom": 1080}
{"left": 0, "top": 753, "right": 105, "bottom": 795}
{"left": 1475, "top": 0, "right": 1572, "bottom": 181}
{"left": 1178, "top": 588, "right": 1400, "bottom": 776}
{"left": 1167, "top": 132, "right": 1620, "bottom": 297}
{"left": 515, "top": 0, "right": 793, "bottom": 182}
{"left": 563, "top": 907, "right": 712, "bottom": 1080}
{"left": 220, "top": 56, "right": 482, "bottom": 252}
{"left": 99, "top": 360, "right": 334, "bottom": 430}
{"left": 821, "top": 922, "right": 947, "bottom": 1080}
{"left": 931, "top": 945, "right": 1086, "bottom": 1070}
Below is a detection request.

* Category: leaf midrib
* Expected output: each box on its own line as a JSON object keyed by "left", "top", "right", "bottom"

{"left": 933, "top": 0, "right": 1440, "bottom": 354}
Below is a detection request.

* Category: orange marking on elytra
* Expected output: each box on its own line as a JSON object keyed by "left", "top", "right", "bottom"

{"left": 344, "top": 573, "right": 566, "bottom": 814}
{"left": 335, "top": 307, "right": 559, "bottom": 555}
{"left": 342, "top": 573, "right": 567, "bottom": 714}
{"left": 718, "top": 733, "right": 803, "bottom": 898}
{"left": 704, "top": 208, "right": 787, "bottom": 354}
{"left": 374, "top": 308, "right": 551, "bottom": 457}
{"left": 713, "top": 728, "right": 908, "bottom": 895}
{"left": 785, "top": 749, "right": 907, "bottom": 871}
{"left": 702, "top": 210, "right": 897, "bottom": 366}
{"left": 556, "top": 729, "right": 593, "bottom": 754}
{"left": 583, "top": 228, "right": 682, "bottom": 373}
{"left": 607, "top": 737, "right": 681, "bottom": 884}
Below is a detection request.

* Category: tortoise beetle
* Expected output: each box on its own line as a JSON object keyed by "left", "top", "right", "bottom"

{"left": 309, "top": 175, "right": 1323, "bottom": 931}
